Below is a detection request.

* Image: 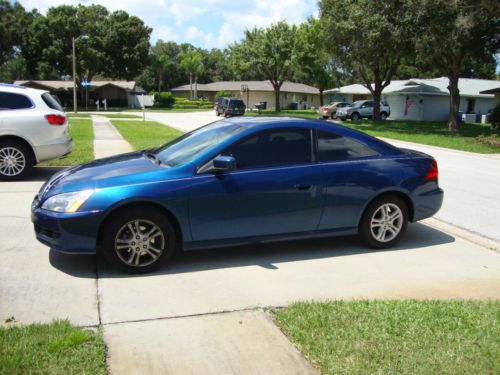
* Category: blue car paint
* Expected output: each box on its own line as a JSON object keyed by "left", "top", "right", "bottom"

{"left": 31, "top": 117, "right": 443, "bottom": 255}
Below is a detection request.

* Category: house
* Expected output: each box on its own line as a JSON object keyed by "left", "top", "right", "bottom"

{"left": 325, "top": 77, "right": 499, "bottom": 122}
{"left": 480, "top": 87, "right": 500, "bottom": 106}
{"left": 14, "top": 80, "right": 148, "bottom": 108}
{"left": 170, "top": 81, "right": 321, "bottom": 110}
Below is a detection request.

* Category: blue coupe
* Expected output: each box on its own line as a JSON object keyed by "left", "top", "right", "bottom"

{"left": 32, "top": 117, "right": 443, "bottom": 273}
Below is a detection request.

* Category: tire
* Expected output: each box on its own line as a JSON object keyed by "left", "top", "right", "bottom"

{"left": 380, "top": 112, "right": 388, "bottom": 120}
{"left": 215, "top": 110, "right": 220, "bottom": 116}
{"left": 331, "top": 112, "right": 336, "bottom": 119}
{"left": 0, "top": 140, "right": 34, "bottom": 181}
{"left": 359, "top": 195, "right": 408, "bottom": 249}
{"left": 102, "top": 207, "right": 177, "bottom": 273}
{"left": 351, "top": 112, "right": 360, "bottom": 121}
{"left": 323, "top": 116, "right": 328, "bottom": 120}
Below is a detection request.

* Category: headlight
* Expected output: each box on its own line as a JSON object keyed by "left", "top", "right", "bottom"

{"left": 41, "top": 190, "right": 94, "bottom": 213}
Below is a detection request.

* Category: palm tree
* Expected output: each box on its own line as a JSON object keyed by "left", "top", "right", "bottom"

{"left": 179, "top": 50, "right": 204, "bottom": 100}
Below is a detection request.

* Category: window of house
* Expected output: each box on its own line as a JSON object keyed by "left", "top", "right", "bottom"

{"left": 317, "top": 130, "right": 379, "bottom": 162}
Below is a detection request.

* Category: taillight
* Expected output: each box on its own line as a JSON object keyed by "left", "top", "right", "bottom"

{"left": 425, "top": 159, "right": 438, "bottom": 181}
{"left": 45, "top": 114, "right": 66, "bottom": 125}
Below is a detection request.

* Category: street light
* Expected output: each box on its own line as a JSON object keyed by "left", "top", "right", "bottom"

{"left": 72, "top": 35, "right": 89, "bottom": 113}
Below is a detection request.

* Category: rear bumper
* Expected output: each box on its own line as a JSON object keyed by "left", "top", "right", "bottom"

{"left": 34, "top": 135, "right": 73, "bottom": 163}
{"left": 31, "top": 206, "right": 102, "bottom": 254}
{"left": 413, "top": 187, "right": 444, "bottom": 222}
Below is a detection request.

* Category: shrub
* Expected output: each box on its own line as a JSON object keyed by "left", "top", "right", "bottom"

{"left": 215, "top": 90, "right": 233, "bottom": 98}
{"left": 172, "top": 103, "right": 213, "bottom": 109}
{"left": 153, "top": 92, "right": 174, "bottom": 108}
{"left": 489, "top": 103, "right": 500, "bottom": 130}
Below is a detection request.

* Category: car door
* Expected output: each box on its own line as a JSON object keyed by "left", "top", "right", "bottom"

{"left": 360, "top": 101, "right": 373, "bottom": 117}
{"left": 315, "top": 129, "right": 383, "bottom": 230}
{"left": 189, "top": 127, "right": 324, "bottom": 241}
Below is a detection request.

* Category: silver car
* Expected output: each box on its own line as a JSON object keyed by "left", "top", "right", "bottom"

{"left": 336, "top": 100, "right": 391, "bottom": 121}
{"left": 0, "top": 83, "right": 73, "bottom": 180}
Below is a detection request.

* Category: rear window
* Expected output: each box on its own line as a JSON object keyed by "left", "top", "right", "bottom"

{"left": 317, "top": 130, "right": 379, "bottom": 161}
{"left": 230, "top": 100, "right": 244, "bottom": 105}
{"left": 41, "top": 93, "right": 64, "bottom": 112}
{"left": 0, "top": 92, "right": 33, "bottom": 110}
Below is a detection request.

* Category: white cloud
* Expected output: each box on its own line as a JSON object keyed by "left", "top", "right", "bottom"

{"left": 18, "top": 0, "right": 318, "bottom": 49}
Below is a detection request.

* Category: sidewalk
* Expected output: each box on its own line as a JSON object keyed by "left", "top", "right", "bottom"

{"left": 92, "top": 116, "right": 133, "bottom": 159}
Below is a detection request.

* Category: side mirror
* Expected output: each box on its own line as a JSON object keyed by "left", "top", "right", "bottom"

{"left": 211, "top": 155, "right": 236, "bottom": 173}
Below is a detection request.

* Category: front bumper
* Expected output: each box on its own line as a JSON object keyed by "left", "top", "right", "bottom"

{"left": 31, "top": 204, "right": 103, "bottom": 254}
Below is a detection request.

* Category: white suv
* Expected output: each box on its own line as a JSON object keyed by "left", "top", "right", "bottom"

{"left": 0, "top": 83, "right": 73, "bottom": 180}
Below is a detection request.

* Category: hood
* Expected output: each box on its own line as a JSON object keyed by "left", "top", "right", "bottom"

{"left": 39, "top": 151, "right": 186, "bottom": 198}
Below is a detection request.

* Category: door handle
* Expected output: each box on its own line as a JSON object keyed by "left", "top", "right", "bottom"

{"left": 294, "top": 184, "right": 312, "bottom": 190}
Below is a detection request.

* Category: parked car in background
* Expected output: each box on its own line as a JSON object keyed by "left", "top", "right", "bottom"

{"left": 215, "top": 98, "right": 246, "bottom": 117}
{"left": 336, "top": 100, "right": 391, "bottom": 121}
{"left": 32, "top": 117, "right": 443, "bottom": 273}
{"left": 214, "top": 97, "right": 225, "bottom": 110}
{"left": 317, "top": 101, "right": 351, "bottom": 119}
{"left": 0, "top": 83, "right": 72, "bottom": 181}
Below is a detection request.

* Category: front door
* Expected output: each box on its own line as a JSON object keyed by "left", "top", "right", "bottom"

{"left": 189, "top": 128, "right": 324, "bottom": 241}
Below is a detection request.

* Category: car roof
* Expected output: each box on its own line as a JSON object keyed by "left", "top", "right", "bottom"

{"left": 218, "top": 116, "right": 401, "bottom": 155}
{"left": 0, "top": 83, "right": 47, "bottom": 95}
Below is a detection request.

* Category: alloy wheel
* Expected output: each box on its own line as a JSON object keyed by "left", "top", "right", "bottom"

{"left": 0, "top": 147, "right": 26, "bottom": 177}
{"left": 370, "top": 203, "right": 403, "bottom": 243}
{"left": 114, "top": 219, "right": 165, "bottom": 267}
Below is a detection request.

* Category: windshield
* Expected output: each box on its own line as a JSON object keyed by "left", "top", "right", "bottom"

{"left": 154, "top": 122, "right": 245, "bottom": 167}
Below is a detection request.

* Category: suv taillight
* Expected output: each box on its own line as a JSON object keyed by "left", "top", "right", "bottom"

{"left": 45, "top": 114, "right": 66, "bottom": 125}
{"left": 425, "top": 159, "right": 438, "bottom": 181}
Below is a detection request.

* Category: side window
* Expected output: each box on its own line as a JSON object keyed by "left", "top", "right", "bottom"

{"left": 317, "top": 130, "right": 379, "bottom": 162}
{"left": 0, "top": 92, "right": 33, "bottom": 110}
{"left": 365, "top": 101, "right": 373, "bottom": 108}
{"left": 223, "top": 128, "right": 312, "bottom": 169}
{"left": 41, "top": 93, "right": 64, "bottom": 111}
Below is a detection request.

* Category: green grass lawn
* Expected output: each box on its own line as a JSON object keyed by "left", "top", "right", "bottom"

{"left": 124, "top": 108, "right": 213, "bottom": 113}
{"left": 40, "top": 119, "right": 94, "bottom": 166}
{"left": 275, "top": 300, "right": 500, "bottom": 375}
{"left": 67, "top": 112, "right": 91, "bottom": 118}
{"left": 67, "top": 113, "right": 140, "bottom": 119}
{"left": 112, "top": 120, "right": 183, "bottom": 150}
{"left": 0, "top": 320, "right": 107, "bottom": 374}
{"left": 246, "top": 110, "right": 499, "bottom": 153}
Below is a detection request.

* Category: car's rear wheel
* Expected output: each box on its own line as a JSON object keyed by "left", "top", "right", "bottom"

{"left": 351, "top": 112, "right": 360, "bottom": 121}
{"left": 359, "top": 195, "right": 408, "bottom": 249}
{"left": 381, "top": 112, "right": 388, "bottom": 120}
{"left": 0, "top": 140, "right": 34, "bottom": 181}
{"left": 102, "top": 208, "right": 176, "bottom": 273}
{"left": 215, "top": 110, "right": 220, "bottom": 116}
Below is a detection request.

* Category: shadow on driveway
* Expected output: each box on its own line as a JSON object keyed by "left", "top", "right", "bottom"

{"left": 49, "top": 222, "right": 455, "bottom": 278}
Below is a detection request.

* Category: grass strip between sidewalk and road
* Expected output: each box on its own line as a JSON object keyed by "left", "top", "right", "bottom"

{"left": 40, "top": 119, "right": 94, "bottom": 166}
{"left": 0, "top": 320, "right": 107, "bottom": 374}
{"left": 274, "top": 300, "right": 500, "bottom": 375}
{"left": 67, "top": 113, "right": 141, "bottom": 119}
{"left": 246, "top": 110, "right": 499, "bottom": 153}
{"left": 112, "top": 120, "right": 183, "bottom": 151}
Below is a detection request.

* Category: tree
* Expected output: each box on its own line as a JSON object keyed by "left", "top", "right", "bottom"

{"left": 417, "top": 0, "right": 500, "bottom": 131}
{"left": 22, "top": 4, "right": 151, "bottom": 100}
{"left": 230, "top": 21, "right": 297, "bottom": 111}
{"left": 179, "top": 50, "right": 204, "bottom": 99}
{"left": 294, "top": 18, "right": 347, "bottom": 106}
{"left": 320, "top": 0, "right": 419, "bottom": 120}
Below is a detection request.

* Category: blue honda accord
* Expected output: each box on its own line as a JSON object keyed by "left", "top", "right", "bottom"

{"left": 32, "top": 117, "right": 443, "bottom": 273}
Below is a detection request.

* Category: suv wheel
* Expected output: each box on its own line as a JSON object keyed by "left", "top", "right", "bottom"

{"left": 0, "top": 140, "right": 34, "bottom": 181}
{"left": 359, "top": 195, "right": 408, "bottom": 249}
{"left": 351, "top": 112, "right": 360, "bottom": 121}
{"left": 215, "top": 110, "right": 220, "bottom": 116}
{"left": 103, "top": 208, "right": 176, "bottom": 273}
{"left": 380, "top": 112, "right": 388, "bottom": 120}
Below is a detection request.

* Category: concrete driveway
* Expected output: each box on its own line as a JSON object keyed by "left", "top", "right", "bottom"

{"left": 1, "top": 112, "right": 499, "bottom": 373}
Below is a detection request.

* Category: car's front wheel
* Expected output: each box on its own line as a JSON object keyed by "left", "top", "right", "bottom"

{"left": 102, "top": 208, "right": 176, "bottom": 273}
{"left": 0, "top": 140, "right": 34, "bottom": 181}
{"left": 359, "top": 195, "right": 408, "bottom": 249}
{"left": 351, "top": 112, "right": 360, "bottom": 121}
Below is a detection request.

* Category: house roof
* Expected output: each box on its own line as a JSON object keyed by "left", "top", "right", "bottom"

{"left": 480, "top": 86, "right": 500, "bottom": 95}
{"left": 171, "top": 81, "right": 320, "bottom": 95}
{"left": 325, "top": 77, "right": 500, "bottom": 98}
{"left": 14, "top": 80, "right": 137, "bottom": 91}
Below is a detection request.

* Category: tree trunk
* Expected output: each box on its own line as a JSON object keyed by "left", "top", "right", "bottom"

{"left": 372, "top": 86, "right": 383, "bottom": 121}
{"left": 194, "top": 75, "right": 198, "bottom": 100}
{"left": 189, "top": 74, "right": 193, "bottom": 100}
{"left": 319, "top": 89, "right": 324, "bottom": 106}
{"left": 447, "top": 74, "right": 460, "bottom": 132}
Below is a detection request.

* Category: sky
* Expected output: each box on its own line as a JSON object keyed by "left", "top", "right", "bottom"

{"left": 18, "top": 0, "right": 319, "bottom": 49}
